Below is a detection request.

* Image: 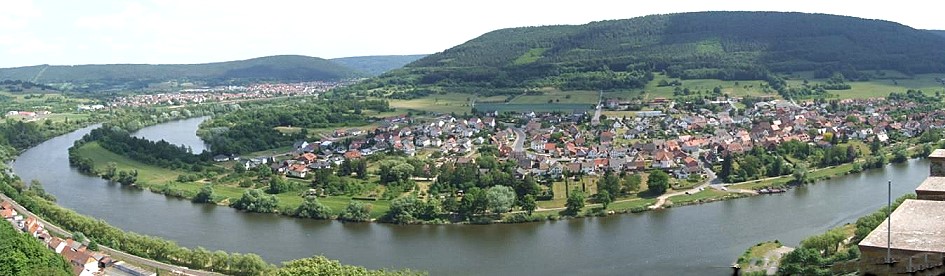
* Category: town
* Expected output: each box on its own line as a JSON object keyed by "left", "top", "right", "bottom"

{"left": 252, "top": 91, "right": 939, "bottom": 199}
{"left": 108, "top": 80, "right": 359, "bottom": 108}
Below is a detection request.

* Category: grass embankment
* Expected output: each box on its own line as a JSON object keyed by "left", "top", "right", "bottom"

{"left": 731, "top": 163, "right": 856, "bottom": 190}
{"left": 736, "top": 240, "right": 785, "bottom": 275}
{"left": 75, "top": 141, "right": 391, "bottom": 218}
{"left": 666, "top": 189, "right": 739, "bottom": 206}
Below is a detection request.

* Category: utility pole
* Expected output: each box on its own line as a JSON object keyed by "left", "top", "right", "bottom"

{"left": 886, "top": 179, "right": 892, "bottom": 264}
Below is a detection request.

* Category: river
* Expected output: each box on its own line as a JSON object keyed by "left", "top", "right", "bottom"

{"left": 10, "top": 117, "right": 928, "bottom": 275}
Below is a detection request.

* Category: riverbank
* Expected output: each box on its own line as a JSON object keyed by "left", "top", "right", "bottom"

{"left": 735, "top": 241, "right": 794, "bottom": 276}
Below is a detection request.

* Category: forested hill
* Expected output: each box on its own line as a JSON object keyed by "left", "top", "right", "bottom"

{"left": 331, "top": 54, "right": 427, "bottom": 76}
{"left": 0, "top": 55, "right": 361, "bottom": 91}
{"left": 929, "top": 30, "right": 945, "bottom": 39}
{"left": 364, "top": 12, "right": 945, "bottom": 94}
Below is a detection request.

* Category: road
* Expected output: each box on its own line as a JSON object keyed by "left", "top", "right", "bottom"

{"left": 511, "top": 127, "right": 526, "bottom": 153}
{"left": 648, "top": 167, "right": 717, "bottom": 209}
{"left": 0, "top": 193, "right": 220, "bottom": 276}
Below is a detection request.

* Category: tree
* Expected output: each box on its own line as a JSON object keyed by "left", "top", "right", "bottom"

{"left": 564, "top": 190, "right": 585, "bottom": 216}
{"left": 779, "top": 248, "right": 829, "bottom": 276}
{"left": 458, "top": 187, "right": 488, "bottom": 218}
{"left": 485, "top": 185, "right": 515, "bottom": 214}
{"left": 793, "top": 162, "right": 809, "bottom": 185}
{"left": 87, "top": 240, "right": 99, "bottom": 251}
{"left": 386, "top": 195, "right": 437, "bottom": 223}
{"left": 231, "top": 189, "right": 279, "bottom": 213}
{"left": 595, "top": 190, "right": 613, "bottom": 209}
{"left": 268, "top": 176, "right": 291, "bottom": 194}
{"left": 233, "top": 162, "right": 246, "bottom": 174}
{"left": 339, "top": 201, "right": 372, "bottom": 222}
{"left": 719, "top": 154, "right": 733, "bottom": 181}
{"left": 520, "top": 194, "right": 537, "bottom": 216}
{"left": 28, "top": 180, "right": 55, "bottom": 202}
{"left": 622, "top": 174, "right": 642, "bottom": 192}
{"left": 869, "top": 138, "right": 882, "bottom": 153}
{"left": 295, "top": 196, "right": 333, "bottom": 219}
{"left": 355, "top": 160, "right": 367, "bottom": 179}
{"left": 647, "top": 170, "right": 670, "bottom": 195}
{"left": 274, "top": 255, "right": 416, "bottom": 275}
{"left": 598, "top": 170, "right": 621, "bottom": 196}
{"left": 892, "top": 147, "right": 908, "bottom": 163}
{"left": 103, "top": 162, "right": 118, "bottom": 180}
{"left": 193, "top": 184, "right": 215, "bottom": 203}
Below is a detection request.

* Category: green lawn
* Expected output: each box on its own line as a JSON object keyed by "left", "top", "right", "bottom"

{"left": 508, "top": 89, "right": 599, "bottom": 104}
{"left": 731, "top": 163, "right": 855, "bottom": 190}
{"left": 386, "top": 93, "right": 473, "bottom": 114}
{"left": 783, "top": 73, "right": 945, "bottom": 99}
{"left": 667, "top": 189, "right": 731, "bottom": 205}
{"left": 513, "top": 48, "right": 547, "bottom": 65}
{"left": 607, "top": 198, "right": 657, "bottom": 211}
{"left": 76, "top": 142, "right": 183, "bottom": 185}
{"left": 643, "top": 74, "right": 776, "bottom": 99}
{"left": 475, "top": 103, "right": 595, "bottom": 113}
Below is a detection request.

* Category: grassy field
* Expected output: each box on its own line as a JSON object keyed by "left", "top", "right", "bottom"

{"left": 667, "top": 189, "right": 732, "bottom": 205}
{"left": 643, "top": 74, "right": 777, "bottom": 99}
{"left": 386, "top": 93, "right": 473, "bottom": 114}
{"left": 508, "top": 89, "right": 600, "bottom": 104}
{"left": 475, "top": 103, "right": 593, "bottom": 113}
{"left": 76, "top": 142, "right": 183, "bottom": 184}
{"left": 513, "top": 48, "right": 547, "bottom": 65}
{"left": 784, "top": 73, "right": 945, "bottom": 99}
{"left": 731, "top": 163, "right": 856, "bottom": 190}
{"left": 607, "top": 198, "right": 657, "bottom": 211}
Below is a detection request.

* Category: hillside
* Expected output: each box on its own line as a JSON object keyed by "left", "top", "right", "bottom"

{"left": 357, "top": 12, "right": 945, "bottom": 96}
{"left": 0, "top": 55, "right": 361, "bottom": 91}
{"left": 929, "top": 30, "right": 945, "bottom": 39}
{"left": 331, "top": 54, "right": 427, "bottom": 76}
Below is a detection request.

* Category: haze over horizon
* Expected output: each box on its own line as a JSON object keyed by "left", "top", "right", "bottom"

{"left": 0, "top": 0, "right": 941, "bottom": 68}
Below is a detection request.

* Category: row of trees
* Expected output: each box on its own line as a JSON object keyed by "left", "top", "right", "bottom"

{"left": 75, "top": 126, "right": 212, "bottom": 170}
{"left": 718, "top": 141, "right": 859, "bottom": 183}
{"left": 199, "top": 98, "right": 390, "bottom": 154}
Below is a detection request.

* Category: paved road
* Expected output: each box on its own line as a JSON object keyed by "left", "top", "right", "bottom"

{"left": 512, "top": 127, "right": 526, "bottom": 153}
{"left": 0, "top": 193, "right": 219, "bottom": 276}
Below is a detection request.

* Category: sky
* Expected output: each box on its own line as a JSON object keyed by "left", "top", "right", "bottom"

{"left": 0, "top": 0, "right": 941, "bottom": 68}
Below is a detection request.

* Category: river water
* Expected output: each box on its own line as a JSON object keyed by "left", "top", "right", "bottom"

{"left": 11, "top": 118, "right": 928, "bottom": 275}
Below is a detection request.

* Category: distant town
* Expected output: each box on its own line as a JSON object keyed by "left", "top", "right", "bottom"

{"left": 108, "top": 80, "right": 360, "bottom": 108}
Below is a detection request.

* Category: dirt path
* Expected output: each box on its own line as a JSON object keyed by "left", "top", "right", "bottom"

{"left": 647, "top": 183, "right": 710, "bottom": 209}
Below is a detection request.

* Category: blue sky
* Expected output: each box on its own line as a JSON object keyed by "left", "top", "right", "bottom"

{"left": 0, "top": 0, "right": 940, "bottom": 67}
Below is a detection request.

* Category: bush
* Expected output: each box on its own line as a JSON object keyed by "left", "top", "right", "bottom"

{"left": 338, "top": 201, "right": 372, "bottom": 222}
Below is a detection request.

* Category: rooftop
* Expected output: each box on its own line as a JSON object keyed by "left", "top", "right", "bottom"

{"left": 916, "top": 177, "right": 945, "bottom": 193}
{"left": 859, "top": 199, "right": 945, "bottom": 253}
{"left": 929, "top": 149, "right": 945, "bottom": 159}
